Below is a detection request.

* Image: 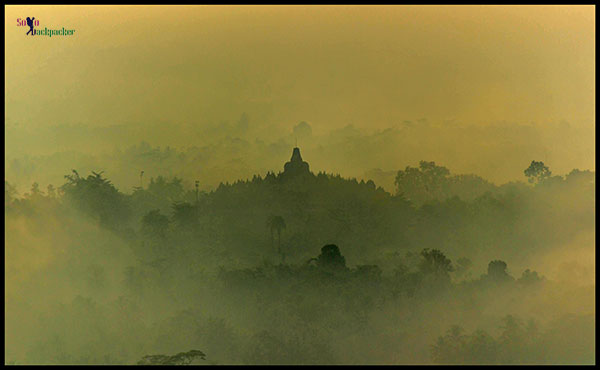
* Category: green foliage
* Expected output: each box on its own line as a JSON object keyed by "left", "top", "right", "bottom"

{"left": 352, "top": 264, "right": 382, "bottom": 281}
{"left": 267, "top": 215, "right": 287, "bottom": 260}
{"left": 395, "top": 161, "right": 450, "bottom": 204}
{"left": 565, "top": 168, "right": 594, "bottom": 185}
{"left": 5, "top": 180, "right": 18, "bottom": 206}
{"left": 137, "top": 349, "right": 206, "bottom": 365}
{"left": 486, "top": 260, "right": 514, "bottom": 283}
{"left": 147, "top": 176, "right": 185, "bottom": 202}
{"left": 141, "top": 209, "right": 170, "bottom": 239}
{"left": 432, "top": 325, "right": 468, "bottom": 364}
{"left": 28, "top": 182, "right": 42, "bottom": 198}
{"left": 171, "top": 202, "right": 199, "bottom": 230}
{"left": 45, "top": 160, "right": 583, "bottom": 268}
{"left": 517, "top": 269, "right": 543, "bottom": 285}
{"left": 524, "top": 161, "right": 552, "bottom": 184}
{"left": 5, "top": 158, "right": 595, "bottom": 365}
{"left": 419, "top": 248, "right": 453, "bottom": 276}
{"left": 432, "top": 315, "right": 545, "bottom": 364}
{"left": 395, "top": 161, "right": 496, "bottom": 205}
{"left": 316, "top": 244, "right": 347, "bottom": 271}
{"left": 60, "top": 170, "right": 131, "bottom": 230}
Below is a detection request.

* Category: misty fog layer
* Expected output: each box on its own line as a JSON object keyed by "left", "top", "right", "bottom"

{"left": 5, "top": 150, "right": 595, "bottom": 364}
{"left": 5, "top": 117, "right": 595, "bottom": 195}
{"left": 4, "top": 5, "right": 595, "bottom": 193}
{"left": 5, "top": 5, "right": 595, "bottom": 365}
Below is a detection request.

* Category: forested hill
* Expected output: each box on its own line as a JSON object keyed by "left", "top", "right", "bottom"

{"left": 4, "top": 149, "right": 595, "bottom": 365}
{"left": 5, "top": 148, "right": 594, "bottom": 272}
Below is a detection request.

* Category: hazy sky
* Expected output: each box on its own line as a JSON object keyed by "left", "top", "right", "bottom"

{"left": 5, "top": 5, "right": 595, "bottom": 132}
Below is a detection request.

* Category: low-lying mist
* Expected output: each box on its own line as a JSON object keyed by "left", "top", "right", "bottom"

{"left": 5, "top": 145, "right": 594, "bottom": 364}
{"left": 5, "top": 4, "right": 594, "bottom": 365}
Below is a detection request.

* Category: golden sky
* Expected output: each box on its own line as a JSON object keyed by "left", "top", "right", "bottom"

{"left": 5, "top": 5, "right": 595, "bottom": 131}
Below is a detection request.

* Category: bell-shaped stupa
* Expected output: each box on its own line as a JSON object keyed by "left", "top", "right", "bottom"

{"left": 282, "top": 147, "right": 310, "bottom": 178}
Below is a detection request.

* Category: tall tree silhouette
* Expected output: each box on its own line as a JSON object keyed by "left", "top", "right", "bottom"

{"left": 486, "top": 260, "right": 514, "bottom": 283}
{"left": 267, "top": 215, "right": 286, "bottom": 262}
{"left": 60, "top": 170, "right": 131, "bottom": 229}
{"left": 524, "top": 161, "right": 551, "bottom": 184}
{"left": 316, "top": 244, "right": 347, "bottom": 271}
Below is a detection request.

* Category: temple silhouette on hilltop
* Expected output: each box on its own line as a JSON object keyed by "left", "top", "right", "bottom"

{"left": 281, "top": 147, "right": 311, "bottom": 180}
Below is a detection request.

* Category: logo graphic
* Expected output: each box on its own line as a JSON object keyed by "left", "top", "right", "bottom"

{"left": 17, "top": 17, "right": 76, "bottom": 37}
{"left": 26, "top": 17, "right": 36, "bottom": 35}
{"left": 17, "top": 17, "right": 39, "bottom": 35}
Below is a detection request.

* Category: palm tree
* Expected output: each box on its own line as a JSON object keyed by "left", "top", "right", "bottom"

{"left": 267, "top": 215, "right": 286, "bottom": 262}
